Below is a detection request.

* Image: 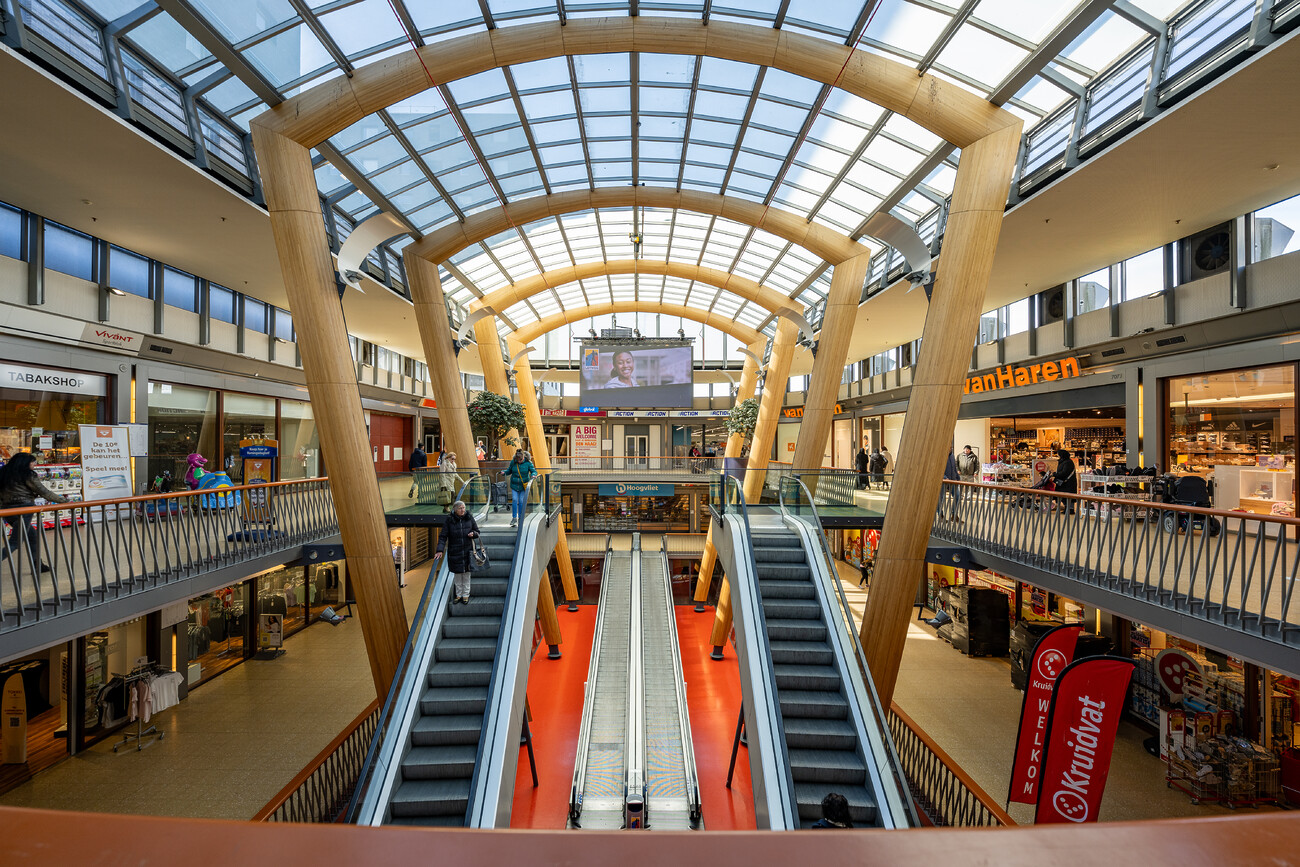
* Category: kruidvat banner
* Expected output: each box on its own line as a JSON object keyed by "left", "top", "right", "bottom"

{"left": 1007, "top": 624, "right": 1082, "bottom": 805}
{"left": 1034, "top": 656, "right": 1136, "bottom": 824}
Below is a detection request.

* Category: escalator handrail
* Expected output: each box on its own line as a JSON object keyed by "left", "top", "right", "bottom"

{"left": 626, "top": 533, "right": 645, "bottom": 827}
{"left": 345, "top": 472, "right": 481, "bottom": 823}
{"left": 569, "top": 545, "right": 617, "bottom": 822}
{"left": 714, "top": 471, "right": 799, "bottom": 829}
{"left": 778, "top": 475, "right": 918, "bottom": 828}
{"left": 660, "top": 546, "right": 703, "bottom": 826}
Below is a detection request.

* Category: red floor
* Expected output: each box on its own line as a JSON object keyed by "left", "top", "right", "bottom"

{"left": 510, "top": 603, "right": 755, "bottom": 830}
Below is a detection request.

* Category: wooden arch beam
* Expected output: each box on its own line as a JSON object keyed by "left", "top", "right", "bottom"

{"left": 410, "top": 188, "right": 869, "bottom": 266}
{"left": 469, "top": 260, "right": 790, "bottom": 317}
{"left": 510, "top": 301, "right": 760, "bottom": 347}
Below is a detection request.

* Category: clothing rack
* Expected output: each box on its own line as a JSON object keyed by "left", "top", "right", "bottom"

{"left": 113, "top": 660, "right": 165, "bottom": 753}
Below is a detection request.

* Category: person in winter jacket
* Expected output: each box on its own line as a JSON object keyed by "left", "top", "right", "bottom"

{"left": 435, "top": 500, "right": 481, "bottom": 604}
{"left": 869, "top": 448, "right": 887, "bottom": 488}
{"left": 501, "top": 450, "right": 537, "bottom": 527}
{"left": 942, "top": 448, "right": 962, "bottom": 521}
{"left": 956, "top": 445, "right": 979, "bottom": 482}
{"left": 856, "top": 447, "right": 871, "bottom": 489}
{"left": 0, "top": 452, "right": 69, "bottom": 572}
{"left": 1053, "top": 449, "right": 1078, "bottom": 514}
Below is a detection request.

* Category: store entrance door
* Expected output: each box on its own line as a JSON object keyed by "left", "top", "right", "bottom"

{"left": 547, "top": 433, "right": 570, "bottom": 464}
{"left": 625, "top": 434, "right": 648, "bottom": 468}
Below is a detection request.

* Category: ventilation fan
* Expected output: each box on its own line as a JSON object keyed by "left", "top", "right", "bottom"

{"left": 1194, "top": 231, "right": 1230, "bottom": 272}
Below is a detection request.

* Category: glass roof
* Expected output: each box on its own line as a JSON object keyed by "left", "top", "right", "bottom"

{"left": 94, "top": 0, "right": 1188, "bottom": 344}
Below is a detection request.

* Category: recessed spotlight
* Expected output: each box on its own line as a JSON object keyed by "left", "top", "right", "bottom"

{"left": 106, "top": 286, "right": 126, "bottom": 296}
{"left": 1264, "top": 164, "right": 1280, "bottom": 171}
{"left": 81, "top": 199, "right": 92, "bottom": 205}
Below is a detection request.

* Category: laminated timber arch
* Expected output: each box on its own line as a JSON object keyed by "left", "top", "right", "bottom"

{"left": 510, "top": 302, "right": 761, "bottom": 347}
{"left": 251, "top": 15, "right": 1022, "bottom": 704}
{"left": 468, "top": 260, "right": 791, "bottom": 318}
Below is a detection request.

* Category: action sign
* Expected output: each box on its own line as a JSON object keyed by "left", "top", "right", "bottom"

{"left": 1035, "top": 656, "right": 1136, "bottom": 824}
{"left": 1007, "top": 624, "right": 1082, "bottom": 805}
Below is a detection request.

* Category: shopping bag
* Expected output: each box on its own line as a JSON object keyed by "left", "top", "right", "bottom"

{"left": 470, "top": 539, "right": 490, "bottom": 572}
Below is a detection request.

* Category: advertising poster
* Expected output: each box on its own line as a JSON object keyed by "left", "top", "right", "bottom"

{"left": 258, "top": 615, "right": 284, "bottom": 650}
{"left": 78, "top": 425, "right": 133, "bottom": 502}
{"left": 240, "top": 437, "right": 278, "bottom": 524}
{"left": 1007, "top": 625, "right": 1082, "bottom": 805}
{"left": 578, "top": 343, "right": 693, "bottom": 408}
{"left": 573, "top": 424, "right": 601, "bottom": 469}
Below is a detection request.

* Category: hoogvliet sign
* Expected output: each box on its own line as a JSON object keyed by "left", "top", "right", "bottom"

{"left": 1034, "top": 657, "right": 1136, "bottom": 824}
{"left": 1007, "top": 625, "right": 1082, "bottom": 805}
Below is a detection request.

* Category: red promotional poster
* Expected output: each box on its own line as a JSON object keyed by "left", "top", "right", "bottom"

{"left": 1034, "top": 657, "right": 1136, "bottom": 824}
{"left": 1007, "top": 625, "right": 1082, "bottom": 805}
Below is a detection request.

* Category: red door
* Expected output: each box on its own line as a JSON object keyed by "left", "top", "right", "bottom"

{"left": 370, "top": 413, "right": 412, "bottom": 474}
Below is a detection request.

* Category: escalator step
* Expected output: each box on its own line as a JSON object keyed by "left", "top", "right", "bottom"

{"left": 778, "top": 689, "right": 848, "bottom": 719}
{"left": 457, "top": 598, "right": 505, "bottom": 617}
{"left": 421, "top": 686, "right": 487, "bottom": 715}
{"left": 411, "top": 714, "right": 483, "bottom": 746}
{"left": 787, "top": 748, "right": 867, "bottom": 785}
{"left": 769, "top": 640, "right": 834, "bottom": 666}
{"left": 389, "top": 778, "right": 471, "bottom": 818}
{"left": 765, "top": 619, "right": 827, "bottom": 642}
{"left": 794, "top": 783, "right": 877, "bottom": 826}
{"left": 783, "top": 717, "right": 857, "bottom": 750}
{"left": 762, "top": 599, "right": 822, "bottom": 621}
{"left": 402, "top": 744, "right": 478, "bottom": 780}
{"left": 436, "top": 637, "right": 498, "bottom": 662}
{"left": 755, "top": 547, "right": 808, "bottom": 563}
{"left": 388, "top": 816, "right": 465, "bottom": 827}
{"left": 428, "top": 661, "right": 492, "bottom": 687}
{"left": 443, "top": 616, "right": 504, "bottom": 638}
{"left": 752, "top": 535, "right": 803, "bottom": 550}
{"left": 756, "top": 565, "right": 812, "bottom": 581}
{"left": 453, "top": 578, "right": 507, "bottom": 598}
{"left": 773, "top": 663, "right": 841, "bottom": 692}
{"left": 758, "top": 580, "right": 817, "bottom": 600}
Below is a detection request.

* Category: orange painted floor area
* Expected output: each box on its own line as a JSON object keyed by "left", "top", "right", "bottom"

{"left": 510, "top": 603, "right": 755, "bottom": 830}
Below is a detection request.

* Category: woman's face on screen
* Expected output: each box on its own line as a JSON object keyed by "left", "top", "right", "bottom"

{"left": 615, "top": 352, "right": 635, "bottom": 379}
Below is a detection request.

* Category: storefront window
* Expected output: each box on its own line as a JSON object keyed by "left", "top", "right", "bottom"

{"left": 257, "top": 565, "right": 308, "bottom": 644}
{"left": 223, "top": 393, "right": 276, "bottom": 482}
{"left": 186, "top": 585, "right": 249, "bottom": 687}
{"left": 580, "top": 492, "right": 691, "bottom": 533}
{"left": 0, "top": 644, "right": 70, "bottom": 793}
{"left": 82, "top": 618, "right": 147, "bottom": 743}
{"left": 281, "top": 399, "right": 320, "bottom": 480}
{"left": 0, "top": 367, "right": 105, "bottom": 466}
{"left": 1166, "top": 365, "right": 1295, "bottom": 514}
{"left": 147, "top": 382, "right": 218, "bottom": 483}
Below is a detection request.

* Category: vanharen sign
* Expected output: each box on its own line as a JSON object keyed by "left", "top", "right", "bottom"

{"left": 965, "top": 357, "right": 1082, "bottom": 394}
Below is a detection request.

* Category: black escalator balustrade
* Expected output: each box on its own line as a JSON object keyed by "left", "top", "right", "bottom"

{"left": 751, "top": 531, "right": 877, "bottom": 828}
{"left": 388, "top": 525, "right": 516, "bottom": 825}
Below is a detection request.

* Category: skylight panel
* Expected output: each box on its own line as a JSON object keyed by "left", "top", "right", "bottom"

{"left": 693, "top": 89, "right": 752, "bottom": 119}
{"left": 972, "top": 0, "right": 1077, "bottom": 43}
{"left": 578, "top": 86, "right": 632, "bottom": 114}
{"left": 696, "top": 57, "right": 760, "bottom": 92}
{"left": 752, "top": 99, "right": 812, "bottom": 133}
{"left": 314, "top": 161, "right": 351, "bottom": 195}
{"left": 409, "top": 200, "right": 454, "bottom": 230}
{"left": 574, "top": 53, "right": 630, "bottom": 84}
{"left": 861, "top": 136, "right": 924, "bottom": 176}
{"left": 125, "top": 12, "right": 213, "bottom": 74}
{"left": 318, "top": 0, "right": 407, "bottom": 57}
{"left": 807, "top": 111, "right": 876, "bottom": 152}
{"left": 639, "top": 115, "right": 689, "bottom": 139}
{"left": 243, "top": 23, "right": 332, "bottom": 89}
{"left": 640, "top": 86, "right": 692, "bottom": 115}
{"left": 585, "top": 116, "right": 632, "bottom": 139}
{"left": 189, "top": 0, "right": 296, "bottom": 43}
{"left": 1059, "top": 10, "right": 1146, "bottom": 75}
{"left": 935, "top": 23, "right": 1030, "bottom": 89}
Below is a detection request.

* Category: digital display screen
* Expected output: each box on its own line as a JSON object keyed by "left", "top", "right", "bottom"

{"left": 578, "top": 343, "right": 693, "bottom": 408}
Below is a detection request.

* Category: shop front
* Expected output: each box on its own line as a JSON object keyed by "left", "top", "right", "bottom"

{"left": 0, "top": 361, "right": 109, "bottom": 466}
{"left": 574, "top": 483, "right": 696, "bottom": 533}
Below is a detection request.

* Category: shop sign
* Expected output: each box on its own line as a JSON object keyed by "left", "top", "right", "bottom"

{"left": 1008, "top": 625, "right": 1082, "bottom": 805}
{"left": 79, "top": 322, "right": 143, "bottom": 353}
{"left": 540, "top": 408, "right": 568, "bottom": 417}
{"left": 965, "top": 357, "right": 1083, "bottom": 394}
{"left": 781, "top": 404, "right": 842, "bottom": 419}
{"left": 2, "top": 362, "right": 106, "bottom": 396}
{"left": 78, "top": 425, "right": 133, "bottom": 502}
{"left": 599, "top": 483, "right": 675, "bottom": 497}
{"left": 573, "top": 424, "right": 601, "bottom": 468}
{"left": 420, "top": 398, "right": 437, "bottom": 409}
{"left": 577, "top": 406, "right": 602, "bottom": 414}
{"left": 1035, "top": 657, "right": 1136, "bottom": 824}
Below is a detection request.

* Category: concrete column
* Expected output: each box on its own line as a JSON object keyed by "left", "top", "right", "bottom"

{"left": 473, "top": 317, "right": 519, "bottom": 461}
{"left": 251, "top": 124, "right": 406, "bottom": 694}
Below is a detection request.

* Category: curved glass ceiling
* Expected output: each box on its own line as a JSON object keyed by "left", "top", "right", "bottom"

{"left": 92, "top": 0, "right": 1194, "bottom": 344}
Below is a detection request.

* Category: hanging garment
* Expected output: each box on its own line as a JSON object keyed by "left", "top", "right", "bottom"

{"left": 150, "top": 671, "right": 184, "bottom": 713}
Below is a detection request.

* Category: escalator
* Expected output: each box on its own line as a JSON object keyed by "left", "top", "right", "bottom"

{"left": 710, "top": 476, "right": 914, "bottom": 830}
{"left": 351, "top": 476, "right": 561, "bottom": 827}
{"left": 569, "top": 534, "right": 702, "bottom": 830}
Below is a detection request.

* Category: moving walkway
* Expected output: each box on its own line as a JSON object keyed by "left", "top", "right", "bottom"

{"left": 569, "top": 534, "right": 701, "bottom": 830}
{"left": 710, "top": 476, "right": 914, "bottom": 829}
{"left": 350, "top": 475, "right": 561, "bottom": 827}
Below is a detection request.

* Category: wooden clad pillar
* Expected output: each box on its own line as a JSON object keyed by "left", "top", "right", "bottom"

{"left": 789, "top": 252, "right": 871, "bottom": 473}
{"left": 404, "top": 251, "right": 478, "bottom": 472}
{"left": 473, "top": 317, "right": 519, "bottom": 461}
{"left": 509, "top": 336, "right": 579, "bottom": 648}
{"left": 251, "top": 123, "right": 406, "bottom": 694}
{"left": 859, "top": 124, "right": 1022, "bottom": 706}
{"left": 708, "top": 320, "right": 798, "bottom": 653}
{"left": 693, "top": 339, "right": 764, "bottom": 610}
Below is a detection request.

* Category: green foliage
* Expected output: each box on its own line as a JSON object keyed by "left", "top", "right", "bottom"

{"left": 466, "top": 391, "right": 526, "bottom": 458}
{"left": 726, "top": 397, "right": 760, "bottom": 444}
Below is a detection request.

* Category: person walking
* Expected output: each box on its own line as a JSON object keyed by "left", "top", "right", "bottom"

{"left": 1053, "top": 448, "right": 1078, "bottom": 514}
{"left": 0, "top": 452, "right": 69, "bottom": 573}
{"left": 810, "top": 792, "right": 854, "bottom": 829}
{"left": 856, "top": 446, "right": 871, "bottom": 490}
{"left": 859, "top": 557, "right": 873, "bottom": 588}
{"left": 435, "top": 500, "right": 481, "bottom": 604}
{"left": 942, "top": 447, "right": 961, "bottom": 521}
{"left": 869, "top": 448, "right": 886, "bottom": 488}
{"left": 880, "top": 445, "right": 892, "bottom": 475}
{"left": 392, "top": 540, "right": 406, "bottom": 589}
{"left": 501, "top": 449, "right": 537, "bottom": 527}
{"left": 408, "top": 443, "right": 427, "bottom": 471}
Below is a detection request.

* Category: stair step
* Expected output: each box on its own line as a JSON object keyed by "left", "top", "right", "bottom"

{"left": 758, "top": 547, "right": 808, "bottom": 563}
{"left": 762, "top": 599, "right": 822, "bottom": 621}
{"left": 765, "top": 618, "right": 827, "bottom": 642}
{"left": 401, "top": 745, "right": 478, "bottom": 780}
{"left": 411, "top": 714, "right": 483, "bottom": 746}
{"left": 442, "top": 616, "right": 503, "bottom": 639}
{"left": 758, "top": 580, "right": 817, "bottom": 600}
{"left": 389, "top": 778, "right": 471, "bottom": 819}
{"left": 756, "top": 565, "right": 812, "bottom": 581}
{"left": 421, "top": 686, "right": 487, "bottom": 716}
{"left": 794, "top": 783, "right": 877, "bottom": 827}
{"left": 779, "top": 689, "right": 848, "bottom": 719}
{"left": 788, "top": 748, "right": 867, "bottom": 785}
{"left": 436, "top": 637, "right": 498, "bottom": 662}
{"left": 752, "top": 535, "right": 803, "bottom": 550}
{"left": 773, "top": 663, "right": 841, "bottom": 692}
{"left": 770, "top": 640, "right": 834, "bottom": 666}
{"left": 427, "top": 661, "right": 492, "bottom": 688}
{"left": 783, "top": 717, "right": 857, "bottom": 750}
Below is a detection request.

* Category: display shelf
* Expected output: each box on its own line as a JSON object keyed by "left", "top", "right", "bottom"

{"left": 1213, "top": 465, "right": 1295, "bottom": 514}
{"left": 1079, "top": 473, "right": 1154, "bottom": 518}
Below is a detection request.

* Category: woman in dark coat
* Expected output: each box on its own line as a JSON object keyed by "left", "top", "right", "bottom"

{"left": 1052, "top": 449, "right": 1078, "bottom": 514}
{"left": 435, "top": 499, "right": 480, "bottom": 604}
{"left": 0, "top": 452, "right": 69, "bottom": 572}
{"left": 856, "top": 447, "right": 871, "bottom": 489}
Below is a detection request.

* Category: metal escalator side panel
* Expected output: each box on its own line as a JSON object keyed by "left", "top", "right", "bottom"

{"left": 712, "top": 513, "right": 799, "bottom": 830}
{"left": 785, "top": 518, "right": 915, "bottom": 828}
{"left": 570, "top": 548, "right": 617, "bottom": 822}
{"left": 468, "top": 509, "right": 562, "bottom": 828}
{"left": 355, "top": 556, "right": 456, "bottom": 825}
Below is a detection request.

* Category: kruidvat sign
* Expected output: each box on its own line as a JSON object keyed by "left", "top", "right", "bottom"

{"left": 1008, "top": 625, "right": 1081, "bottom": 805}
{"left": 599, "top": 483, "right": 675, "bottom": 497}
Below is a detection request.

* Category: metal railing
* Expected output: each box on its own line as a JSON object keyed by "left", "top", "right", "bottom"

{"left": 885, "top": 704, "right": 1015, "bottom": 828}
{"left": 0, "top": 476, "right": 338, "bottom": 634}
{"left": 659, "top": 546, "right": 702, "bottom": 827}
{"left": 934, "top": 480, "right": 1300, "bottom": 658}
{"left": 255, "top": 699, "right": 381, "bottom": 823}
{"left": 531, "top": 456, "right": 729, "bottom": 474}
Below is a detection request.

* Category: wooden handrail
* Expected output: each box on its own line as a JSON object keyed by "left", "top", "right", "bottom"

{"left": 0, "top": 475, "right": 331, "bottom": 517}
{"left": 950, "top": 478, "right": 1300, "bottom": 527}
{"left": 252, "top": 699, "right": 380, "bottom": 822}
{"left": 888, "top": 702, "right": 1016, "bottom": 826}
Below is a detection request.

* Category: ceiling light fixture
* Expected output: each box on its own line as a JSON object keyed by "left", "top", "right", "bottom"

{"left": 105, "top": 286, "right": 126, "bottom": 296}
